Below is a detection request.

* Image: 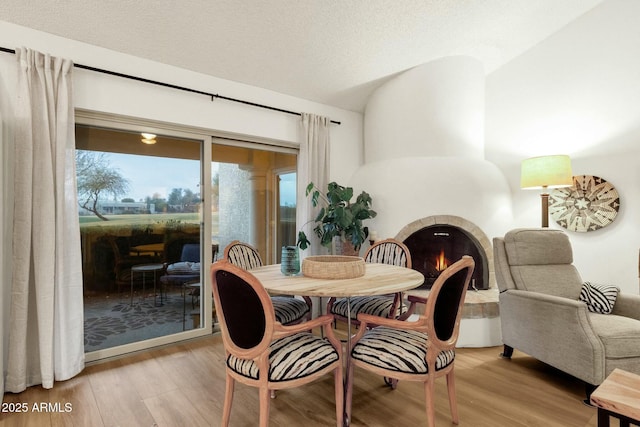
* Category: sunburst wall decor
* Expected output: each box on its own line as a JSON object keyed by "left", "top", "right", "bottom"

{"left": 549, "top": 175, "right": 620, "bottom": 232}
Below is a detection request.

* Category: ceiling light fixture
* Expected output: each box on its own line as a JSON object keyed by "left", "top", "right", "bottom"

{"left": 141, "top": 132, "right": 157, "bottom": 145}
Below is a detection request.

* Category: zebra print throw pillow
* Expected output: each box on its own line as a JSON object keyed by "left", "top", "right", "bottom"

{"left": 579, "top": 281, "right": 619, "bottom": 314}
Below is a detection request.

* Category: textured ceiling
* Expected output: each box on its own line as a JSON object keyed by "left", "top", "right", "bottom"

{"left": 0, "top": 0, "right": 603, "bottom": 112}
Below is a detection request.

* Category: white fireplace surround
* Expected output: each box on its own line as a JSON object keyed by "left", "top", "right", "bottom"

{"left": 348, "top": 56, "right": 510, "bottom": 346}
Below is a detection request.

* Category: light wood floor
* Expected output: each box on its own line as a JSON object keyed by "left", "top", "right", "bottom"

{"left": 1, "top": 331, "right": 604, "bottom": 427}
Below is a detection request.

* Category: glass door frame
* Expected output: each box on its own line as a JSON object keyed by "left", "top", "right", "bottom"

{"left": 77, "top": 110, "right": 214, "bottom": 363}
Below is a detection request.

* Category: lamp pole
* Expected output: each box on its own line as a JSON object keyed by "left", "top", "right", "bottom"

{"left": 540, "top": 187, "right": 549, "bottom": 228}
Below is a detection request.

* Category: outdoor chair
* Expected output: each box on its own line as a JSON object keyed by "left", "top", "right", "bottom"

{"left": 105, "top": 235, "right": 157, "bottom": 293}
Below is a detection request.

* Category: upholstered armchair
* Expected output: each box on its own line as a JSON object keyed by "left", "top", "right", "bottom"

{"left": 494, "top": 228, "right": 640, "bottom": 401}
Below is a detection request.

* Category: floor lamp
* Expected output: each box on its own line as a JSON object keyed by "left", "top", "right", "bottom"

{"left": 521, "top": 155, "right": 573, "bottom": 227}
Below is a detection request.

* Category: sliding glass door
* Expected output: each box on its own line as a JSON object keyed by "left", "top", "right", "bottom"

{"left": 76, "top": 114, "right": 212, "bottom": 361}
{"left": 76, "top": 114, "right": 298, "bottom": 361}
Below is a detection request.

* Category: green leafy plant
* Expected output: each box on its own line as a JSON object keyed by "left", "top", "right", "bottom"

{"left": 297, "top": 181, "right": 377, "bottom": 251}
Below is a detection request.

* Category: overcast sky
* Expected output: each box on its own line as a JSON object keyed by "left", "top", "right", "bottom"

{"left": 107, "top": 153, "right": 296, "bottom": 206}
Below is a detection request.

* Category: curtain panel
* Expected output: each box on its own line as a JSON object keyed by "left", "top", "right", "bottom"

{"left": 3, "top": 48, "right": 84, "bottom": 393}
{"left": 296, "top": 113, "right": 330, "bottom": 257}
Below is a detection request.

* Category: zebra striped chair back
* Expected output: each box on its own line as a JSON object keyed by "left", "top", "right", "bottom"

{"left": 327, "top": 238, "right": 412, "bottom": 324}
{"left": 223, "top": 240, "right": 312, "bottom": 325}
{"left": 224, "top": 240, "right": 263, "bottom": 270}
{"left": 364, "top": 238, "right": 411, "bottom": 268}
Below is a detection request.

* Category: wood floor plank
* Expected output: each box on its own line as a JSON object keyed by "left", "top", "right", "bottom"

{"left": 143, "top": 390, "right": 210, "bottom": 427}
{"left": 85, "top": 358, "right": 156, "bottom": 426}
{"left": 117, "top": 350, "right": 180, "bottom": 400}
{"left": 1, "top": 334, "right": 602, "bottom": 427}
{"left": 49, "top": 375, "right": 103, "bottom": 427}
{"left": 0, "top": 386, "right": 51, "bottom": 427}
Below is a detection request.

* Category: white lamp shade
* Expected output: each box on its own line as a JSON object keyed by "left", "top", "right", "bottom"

{"left": 521, "top": 155, "right": 573, "bottom": 189}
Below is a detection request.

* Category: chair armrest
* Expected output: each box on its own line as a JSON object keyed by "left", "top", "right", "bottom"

{"left": 356, "top": 312, "right": 426, "bottom": 331}
{"left": 612, "top": 293, "right": 640, "bottom": 320}
{"left": 500, "top": 289, "right": 605, "bottom": 384}
{"left": 274, "top": 314, "right": 334, "bottom": 336}
{"left": 407, "top": 294, "right": 428, "bottom": 305}
{"left": 396, "top": 294, "right": 428, "bottom": 321}
{"left": 500, "top": 289, "right": 593, "bottom": 328}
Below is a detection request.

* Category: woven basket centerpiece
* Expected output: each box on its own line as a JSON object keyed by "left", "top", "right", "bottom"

{"left": 301, "top": 255, "right": 365, "bottom": 279}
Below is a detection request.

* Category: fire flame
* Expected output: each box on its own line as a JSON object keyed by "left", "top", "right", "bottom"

{"left": 435, "top": 249, "right": 448, "bottom": 272}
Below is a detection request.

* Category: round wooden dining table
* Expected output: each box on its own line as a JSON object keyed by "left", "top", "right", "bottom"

{"left": 250, "top": 262, "right": 425, "bottom": 299}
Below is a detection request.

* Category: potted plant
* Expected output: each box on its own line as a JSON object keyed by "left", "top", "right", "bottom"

{"left": 297, "top": 181, "right": 377, "bottom": 255}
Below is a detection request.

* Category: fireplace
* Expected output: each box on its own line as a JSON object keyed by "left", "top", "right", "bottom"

{"left": 345, "top": 58, "right": 504, "bottom": 346}
{"left": 395, "top": 215, "right": 494, "bottom": 291}
{"left": 402, "top": 225, "right": 487, "bottom": 289}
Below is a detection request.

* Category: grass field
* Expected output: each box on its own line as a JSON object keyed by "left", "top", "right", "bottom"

{"left": 79, "top": 213, "right": 200, "bottom": 228}
{"left": 79, "top": 212, "right": 219, "bottom": 239}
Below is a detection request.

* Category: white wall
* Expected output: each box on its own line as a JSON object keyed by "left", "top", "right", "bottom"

{"left": 364, "top": 57, "right": 485, "bottom": 163}
{"left": 0, "top": 21, "right": 364, "bottom": 185}
{"left": 486, "top": 0, "right": 640, "bottom": 294}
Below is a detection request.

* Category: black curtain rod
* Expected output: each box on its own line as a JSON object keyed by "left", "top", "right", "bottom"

{"left": 0, "top": 46, "right": 341, "bottom": 125}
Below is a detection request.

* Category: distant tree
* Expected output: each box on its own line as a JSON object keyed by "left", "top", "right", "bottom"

{"left": 168, "top": 188, "right": 183, "bottom": 206}
{"left": 166, "top": 187, "right": 200, "bottom": 212}
{"left": 76, "top": 150, "right": 129, "bottom": 221}
{"left": 147, "top": 192, "right": 167, "bottom": 213}
{"left": 121, "top": 198, "right": 135, "bottom": 203}
{"left": 182, "top": 189, "right": 202, "bottom": 213}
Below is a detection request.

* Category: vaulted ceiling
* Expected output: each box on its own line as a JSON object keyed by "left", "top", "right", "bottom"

{"left": 0, "top": 0, "right": 603, "bottom": 112}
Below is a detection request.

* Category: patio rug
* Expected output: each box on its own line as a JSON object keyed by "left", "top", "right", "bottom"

{"left": 84, "top": 292, "right": 192, "bottom": 352}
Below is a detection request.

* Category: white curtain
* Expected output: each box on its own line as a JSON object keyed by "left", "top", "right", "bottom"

{"left": 4, "top": 48, "right": 84, "bottom": 393}
{"left": 297, "top": 113, "right": 331, "bottom": 256}
{"left": 0, "top": 54, "right": 13, "bottom": 397}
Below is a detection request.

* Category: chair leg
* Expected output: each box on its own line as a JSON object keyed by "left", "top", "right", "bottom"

{"left": 500, "top": 344, "right": 514, "bottom": 358}
{"left": 345, "top": 360, "right": 355, "bottom": 425}
{"left": 446, "top": 370, "right": 459, "bottom": 424}
{"left": 384, "top": 376, "right": 398, "bottom": 389}
{"left": 335, "top": 366, "right": 345, "bottom": 427}
{"left": 222, "top": 373, "right": 235, "bottom": 427}
{"left": 424, "top": 376, "right": 437, "bottom": 427}
{"left": 259, "top": 386, "right": 270, "bottom": 427}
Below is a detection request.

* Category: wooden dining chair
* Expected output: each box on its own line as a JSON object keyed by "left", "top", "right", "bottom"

{"left": 327, "top": 238, "right": 412, "bottom": 326}
{"left": 223, "top": 240, "right": 313, "bottom": 325}
{"left": 211, "top": 260, "right": 344, "bottom": 427}
{"left": 345, "top": 255, "right": 475, "bottom": 427}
